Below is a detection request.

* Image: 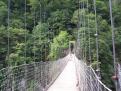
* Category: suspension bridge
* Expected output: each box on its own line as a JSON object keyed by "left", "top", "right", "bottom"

{"left": 0, "top": 0, "right": 121, "bottom": 91}
{"left": 0, "top": 53, "right": 113, "bottom": 91}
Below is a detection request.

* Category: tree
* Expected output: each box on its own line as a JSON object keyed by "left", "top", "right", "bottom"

{"left": 49, "top": 31, "right": 70, "bottom": 60}
{"left": 0, "top": 1, "right": 7, "bottom": 26}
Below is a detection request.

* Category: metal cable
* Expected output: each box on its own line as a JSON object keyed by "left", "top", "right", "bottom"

{"left": 87, "top": 0, "right": 93, "bottom": 91}
{"left": 74, "top": 54, "right": 112, "bottom": 91}
{"left": 33, "top": 7, "right": 36, "bottom": 62}
{"left": 82, "top": 1, "right": 85, "bottom": 60}
{"left": 93, "top": 0, "right": 100, "bottom": 91}
{"left": 7, "top": 0, "right": 10, "bottom": 65}
{"left": 93, "top": 0, "right": 99, "bottom": 68}
{"left": 24, "top": 0, "right": 27, "bottom": 63}
{"left": 109, "top": 0, "right": 118, "bottom": 91}
{"left": 0, "top": 56, "right": 68, "bottom": 91}
{"left": 87, "top": 0, "right": 91, "bottom": 63}
{"left": 83, "top": 0, "right": 87, "bottom": 61}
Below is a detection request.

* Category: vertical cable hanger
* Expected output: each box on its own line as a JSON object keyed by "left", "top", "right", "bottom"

{"left": 79, "top": 0, "right": 82, "bottom": 56}
{"left": 40, "top": 0, "right": 44, "bottom": 61}
{"left": 80, "top": 0, "right": 84, "bottom": 60}
{"left": 87, "top": 1, "right": 93, "bottom": 90}
{"left": 109, "top": 0, "right": 118, "bottom": 91}
{"left": 39, "top": 0, "right": 42, "bottom": 22}
{"left": 77, "top": 0, "right": 80, "bottom": 56}
{"left": 7, "top": 0, "right": 10, "bottom": 66}
{"left": 83, "top": 1, "right": 87, "bottom": 87}
{"left": 87, "top": 0, "right": 91, "bottom": 64}
{"left": 77, "top": 0, "right": 81, "bottom": 58}
{"left": 80, "top": 1, "right": 84, "bottom": 60}
{"left": 24, "top": 1, "right": 28, "bottom": 91}
{"left": 33, "top": 6, "right": 37, "bottom": 91}
{"left": 93, "top": 0, "right": 100, "bottom": 91}
{"left": 84, "top": 0, "right": 87, "bottom": 61}
{"left": 33, "top": 7, "right": 36, "bottom": 62}
{"left": 24, "top": 0, "right": 27, "bottom": 63}
{"left": 82, "top": 0, "right": 85, "bottom": 61}
{"left": 93, "top": 0, "right": 100, "bottom": 78}
{"left": 43, "top": 0, "right": 47, "bottom": 61}
{"left": 93, "top": 0, "right": 99, "bottom": 68}
{"left": 83, "top": 0, "right": 85, "bottom": 61}
{"left": 39, "top": 0, "right": 42, "bottom": 61}
{"left": 7, "top": 3, "right": 15, "bottom": 90}
{"left": 77, "top": 0, "right": 80, "bottom": 38}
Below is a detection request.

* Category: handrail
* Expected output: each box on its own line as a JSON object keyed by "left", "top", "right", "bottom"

{"left": 90, "top": 66, "right": 112, "bottom": 91}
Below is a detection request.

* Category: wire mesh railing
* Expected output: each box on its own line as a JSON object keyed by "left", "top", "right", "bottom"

{"left": 0, "top": 56, "right": 69, "bottom": 91}
{"left": 74, "top": 54, "right": 112, "bottom": 91}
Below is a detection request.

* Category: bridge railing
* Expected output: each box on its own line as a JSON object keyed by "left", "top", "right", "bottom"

{"left": 0, "top": 55, "right": 69, "bottom": 91}
{"left": 74, "top": 55, "right": 112, "bottom": 91}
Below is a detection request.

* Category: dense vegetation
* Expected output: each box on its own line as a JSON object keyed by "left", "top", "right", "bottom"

{"left": 0, "top": 0, "right": 121, "bottom": 90}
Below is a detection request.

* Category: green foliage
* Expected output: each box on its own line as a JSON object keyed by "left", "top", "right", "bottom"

{"left": 0, "top": 0, "right": 121, "bottom": 90}
{"left": 49, "top": 31, "right": 70, "bottom": 60}
{"left": 0, "top": 1, "right": 7, "bottom": 25}
{"left": 48, "top": 10, "right": 69, "bottom": 33}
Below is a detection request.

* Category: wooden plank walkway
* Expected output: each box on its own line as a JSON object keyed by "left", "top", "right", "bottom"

{"left": 47, "top": 55, "right": 78, "bottom": 91}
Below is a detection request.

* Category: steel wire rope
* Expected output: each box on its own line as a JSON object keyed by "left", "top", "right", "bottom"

{"left": 76, "top": 0, "right": 81, "bottom": 90}
{"left": 7, "top": 0, "right": 14, "bottom": 91}
{"left": 109, "top": 0, "right": 118, "bottom": 91}
{"left": 24, "top": 0, "right": 28, "bottom": 90}
{"left": 93, "top": 0, "right": 100, "bottom": 90}
{"left": 83, "top": 0, "right": 87, "bottom": 62}
{"left": 86, "top": 0, "right": 93, "bottom": 90}
{"left": 33, "top": 7, "right": 36, "bottom": 63}
{"left": 43, "top": 0, "right": 48, "bottom": 88}
{"left": 39, "top": 1, "right": 43, "bottom": 62}
{"left": 87, "top": 0, "right": 91, "bottom": 64}
{"left": 7, "top": 0, "right": 16, "bottom": 91}
{"left": 83, "top": 2, "right": 87, "bottom": 89}
{"left": 79, "top": 1, "right": 83, "bottom": 60}
{"left": 82, "top": 0, "right": 86, "bottom": 61}
{"left": 93, "top": 0, "right": 99, "bottom": 71}
{"left": 33, "top": 6, "right": 37, "bottom": 91}
{"left": 76, "top": 55, "right": 112, "bottom": 91}
{"left": 39, "top": 2, "right": 43, "bottom": 87}
{"left": 39, "top": 1, "right": 42, "bottom": 62}
{"left": 81, "top": 0, "right": 85, "bottom": 60}
{"left": 7, "top": 0, "right": 10, "bottom": 64}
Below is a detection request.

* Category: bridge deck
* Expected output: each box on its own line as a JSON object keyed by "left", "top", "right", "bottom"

{"left": 47, "top": 55, "right": 78, "bottom": 91}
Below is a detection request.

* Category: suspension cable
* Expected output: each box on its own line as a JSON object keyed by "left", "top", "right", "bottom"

{"left": 82, "top": 1, "right": 84, "bottom": 60}
{"left": 78, "top": 0, "right": 81, "bottom": 59}
{"left": 24, "top": 0, "right": 27, "bottom": 63}
{"left": 93, "top": 0, "right": 100, "bottom": 91}
{"left": 84, "top": 1, "right": 87, "bottom": 61}
{"left": 7, "top": 0, "right": 10, "bottom": 65}
{"left": 82, "top": 0, "right": 86, "bottom": 61}
{"left": 109, "top": 0, "right": 118, "bottom": 91}
{"left": 109, "top": 0, "right": 116, "bottom": 77}
{"left": 93, "top": 0, "right": 99, "bottom": 68}
{"left": 24, "top": 1, "right": 28, "bottom": 91}
{"left": 77, "top": 0, "right": 80, "bottom": 42}
{"left": 87, "top": 0, "right": 91, "bottom": 63}
{"left": 86, "top": 1, "right": 93, "bottom": 91}
{"left": 43, "top": 0, "right": 47, "bottom": 61}
{"left": 39, "top": 0, "right": 42, "bottom": 61}
{"left": 33, "top": 7, "right": 36, "bottom": 62}
{"left": 79, "top": 0, "right": 83, "bottom": 59}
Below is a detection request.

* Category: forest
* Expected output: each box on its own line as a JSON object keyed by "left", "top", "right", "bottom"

{"left": 0, "top": 0, "right": 121, "bottom": 90}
